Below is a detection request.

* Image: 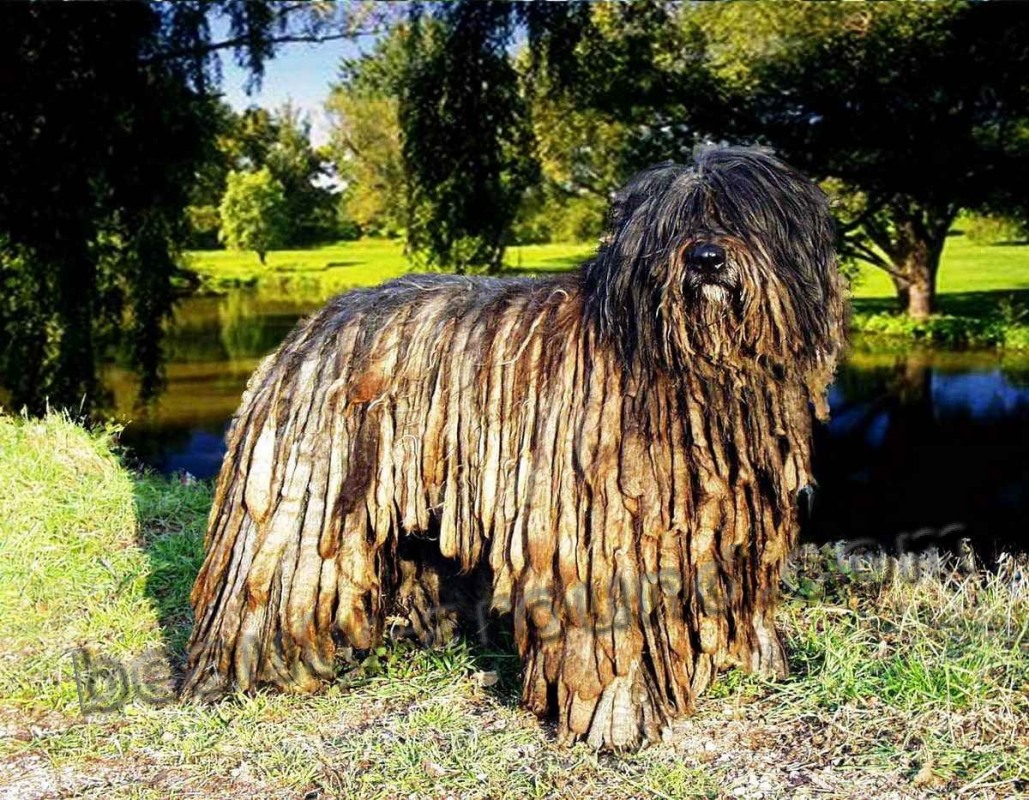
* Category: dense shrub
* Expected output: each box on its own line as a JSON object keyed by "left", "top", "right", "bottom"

{"left": 962, "top": 213, "right": 1027, "bottom": 245}
{"left": 853, "top": 303, "right": 1029, "bottom": 350}
{"left": 511, "top": 193, "right": 606, "bottom": 245}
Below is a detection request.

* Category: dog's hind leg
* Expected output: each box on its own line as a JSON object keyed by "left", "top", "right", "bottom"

{"left": 182, "top": 319, "right": 394, "bottom": 700}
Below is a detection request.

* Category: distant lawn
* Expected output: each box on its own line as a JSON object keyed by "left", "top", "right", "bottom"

{"left": 851, "top": 232, "right": 1029, "bottom": 298}
{"left": 186, "top": 233, "right": 1027, "bottom": 313}
{"left": 184, "top": 240, "right": 594, "bottom": 297}
{"left": 850, "top": 232, "right": 1029, "bottom": 317}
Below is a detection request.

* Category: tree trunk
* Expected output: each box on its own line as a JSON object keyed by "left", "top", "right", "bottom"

{"left": 906, "top": 273, "right": 934, "bottom": 320}
{"left": 891, "top": 254, "right": 936, "bottom": 321}
{"left": 487, "top": 243, "right": 505, "bottom": 275}
{"left": 257, "top": 250, "right": 266, "bottom": 265}
{"left": 885, "top": 215, "right": 948, "bottom": 321}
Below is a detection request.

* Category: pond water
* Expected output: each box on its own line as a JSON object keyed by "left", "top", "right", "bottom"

{"left": 109, "top": 289, "right": 1029, "bottom": 558}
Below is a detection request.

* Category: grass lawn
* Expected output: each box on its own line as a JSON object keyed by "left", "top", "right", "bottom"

{"left": 183, "top": 239, "right": 592, "bottom": 298}
{"left": 849, "top": 233, "right": 1029, "bottom": 317}
{"left": 850, "top": 235, "right": 1029, "bottom": 299}
{"left": 185, "top": 233, "right": 1028, "bottom": 306}
{"left": 185, "top": 235, "right": 1029, "bottom": 348}
{"left": 1, "top": 414, "right": 1027, "bottom": 798}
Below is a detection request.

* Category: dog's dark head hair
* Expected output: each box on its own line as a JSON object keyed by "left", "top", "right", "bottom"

{"left": 583, "top": 146, "right": 847, "bottom": 391}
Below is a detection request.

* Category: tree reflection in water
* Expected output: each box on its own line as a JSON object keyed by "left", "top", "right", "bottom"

{"left": 812, "top": 347, "right": 1029, "bottom": 560}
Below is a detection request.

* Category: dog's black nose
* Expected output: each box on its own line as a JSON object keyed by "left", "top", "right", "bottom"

{"left": 688, "top": 243, "right": 726, "bottom": 272}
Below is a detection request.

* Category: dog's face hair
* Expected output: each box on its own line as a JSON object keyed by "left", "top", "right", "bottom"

{"left": 583, "top": 146, "right": 846, "bottom": 375}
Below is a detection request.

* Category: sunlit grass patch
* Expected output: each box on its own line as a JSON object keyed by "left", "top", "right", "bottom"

{"left": 185, "top": 235, "right": 1029, "bottom": 354}
{"left": 184, "top": 231, "right": 1028, "bottom": 305}
{"left": 184, "top": 239, "right": 597, "bottom": 296}
{"left": 770, "top": 546, "right": 1029, "bottom": 792}
{"left": 0, "top": 413, "right": 165, "bottom": 713}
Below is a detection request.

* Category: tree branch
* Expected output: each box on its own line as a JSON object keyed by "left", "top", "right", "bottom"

{"left": 842, "top": 237, "right": 905, "bottom": 278}
{"left": 841, "top": 219, "right": 912, "bottom": 281}
{"left": 149, "top": 28, "right": 386, "bottom": 66}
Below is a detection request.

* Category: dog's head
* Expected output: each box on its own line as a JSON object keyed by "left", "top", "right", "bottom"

{"left": 584, "top": 146, "right": 847, "bottom": 390}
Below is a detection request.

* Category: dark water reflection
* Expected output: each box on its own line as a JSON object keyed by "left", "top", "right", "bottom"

{"left": 111, "top": 291, "right": 1029, "bottom": 557}
{"left": 813, "top": 345, "right": 1029, "bottom": 559}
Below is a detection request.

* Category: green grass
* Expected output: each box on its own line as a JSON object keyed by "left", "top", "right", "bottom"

{"left": 185, "top": 233, "right": 1029, "bottom": 348}
{"left": 850, "top": 232, "right": 1029, "bottom": 302}
{"left": 1, "top": 414, "right": 1027, "bottom": 797}
{"left": 185, "top": 232, "right": 1027, "bottom": 304}
{"left": 183, "top": 239, "right": 593, "bottom": 297}
{"left": 848, "top": 232, "right": 1029, "bottom": 347}
{"left": 0, "top": 415, "right": 181, "bottom": 714}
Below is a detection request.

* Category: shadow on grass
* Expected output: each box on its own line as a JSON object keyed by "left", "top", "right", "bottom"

{"left": 133, "top": 475, "right": 211, "bottom": 679}
{"left": 273, "top": 260, "right": 360, "bottom": 273}
{"left": 853, "top": 287, "right": 1029, "bottom": 318}
{"left": 931, "top": 288, "right": 1029, "bottom": 317}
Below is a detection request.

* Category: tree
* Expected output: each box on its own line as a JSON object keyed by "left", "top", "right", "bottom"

{"left": 328, "top": 92, "right": 405, "bottom": 236}
{"left": 399, "top": 2, "right": 539, "bottom": 274}
{"left": 568, "top": 1, "right": 1029, "bottom": 319}
{"left": 219, "top": 168, "right": 288, "bottom": 264}
{"left": 325, "top": 28, "right": 409, "bottom": 237}
{"left": 393, "top": 1, "right": 722, "bottom": 265}
{"left": 188, "top": 103, "right": 338, "bottom": 248}
{"left": 500, "top": 1, "right": 1029, "bottom": 318}
{"left": 730, "top": 1, "right": 1029, "bottom": 318}
{"left": 0, "top": 2, "right": 216, "bottom": 410}
{"left": 0, "top": 1, "right": 386, "bottom": 413}
{"left": 264, "top": 103, "right": 339, "bottom": 245}
{"left": 184, "top": 100, "right": 239, "bottom": 248}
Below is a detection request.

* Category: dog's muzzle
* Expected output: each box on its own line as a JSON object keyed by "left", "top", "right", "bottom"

{"left": 683, "top": 242, "right": 738, "bottom": 301}
{"left": 686, "top": 243, "right": 727, "bottom": 276}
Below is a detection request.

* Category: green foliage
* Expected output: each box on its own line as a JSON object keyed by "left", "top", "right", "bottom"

{"left": 327, "top": 91, "right": 405, "bottom": 237}
{"left": 0, "top": 3, "right": 217, "bottom": 411}
{"left": 551, "top": 195, "right": 607, "bottom": 244}
{"left": 183, "top": 100, "right": 239, "bottom": 248}
{"left": 191, "top": 103, "right": 340, "bottom": 248}
{"left": 185, "top": 204, "right": 222, "bottom": 249}
{"left": 511, "top": 191, "right": 606, "bottom": 245}
{"left": 729, "top": 1, "right": 1029, "bottom": 314}
{"left": 853, "top": 297, "right": 1029, "bottom": 350}
{"left": 962, "top": 213, "right": 1027, "bottom": 245}
{"left": 0, "top": 1, "right": 303, "bottom": 413}
{"left": 218, "top": 168, "right": 289, "bottom": 264}
{"left": 400, "top": 3, "right": 539, "bottom": 273}
{"left": 527, "top": 71, "right": 633, "bottom": 201}
{"left": 260, "top": 103, "right": 340, "bottom": 245}
{"left": 1002, "top": 324, "right": 1029, "bottom": 350}
{"left": 855, "top": 312, "right": 993, "bottom": 347}
{"left": 326, "top": 33, "right": 407, "bottom": 238}
{"left": 521, "top": 1, "right": 1029, "bottom": 317}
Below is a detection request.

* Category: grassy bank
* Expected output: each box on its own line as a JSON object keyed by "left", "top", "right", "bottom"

{"left": 185, "top": 233, "right": 1029, "bottom": 348}
{"left": 1, "top": 414, "right": 1027, "bottom": 798}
